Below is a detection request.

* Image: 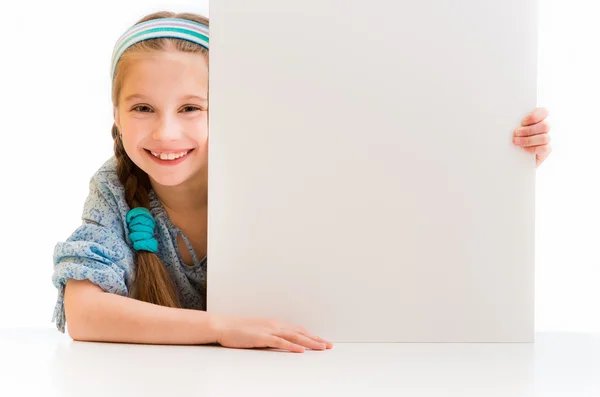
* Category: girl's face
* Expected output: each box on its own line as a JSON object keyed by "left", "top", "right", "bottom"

{"left": 114, "top": 48, "right": 208, "bottom": 188}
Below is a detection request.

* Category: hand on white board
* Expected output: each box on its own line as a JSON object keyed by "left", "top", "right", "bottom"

{"left": 513, "top": 107, "right": 552, "bottom": 168}
{"left": 211, "top": 314, "right": 334, "bottom": 353}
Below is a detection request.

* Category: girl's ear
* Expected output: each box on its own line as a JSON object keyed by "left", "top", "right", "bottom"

{"left": 114, "top": 107, "right": 121, "bottom": 131}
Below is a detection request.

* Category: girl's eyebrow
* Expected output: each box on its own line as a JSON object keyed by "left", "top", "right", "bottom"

{"left": 123, "top": 94, "right": 208, "bottom": 103}
{"left": 181, "top": 94, "right": 208, "bottom": 102}
{"left": 123, "top": 94, "right": 148, "bottom": 103}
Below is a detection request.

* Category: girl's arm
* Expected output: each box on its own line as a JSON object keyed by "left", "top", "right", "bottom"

{"left": 64, "top": 279, "right": 218, "bottom": 345}
{"left": 65, "top": 279, "right": 333, "bottom": 350}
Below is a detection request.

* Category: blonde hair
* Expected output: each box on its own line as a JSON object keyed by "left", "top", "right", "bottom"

{"left": 111, "top": 11, "right": 209, "bottom": 308}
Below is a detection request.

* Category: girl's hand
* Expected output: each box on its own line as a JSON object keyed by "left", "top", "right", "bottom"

{"left": 513, "top": 107, "right": 552, "bottom": 167}
{"left": 211, "top": 314, "right": 334, "bottom": 353}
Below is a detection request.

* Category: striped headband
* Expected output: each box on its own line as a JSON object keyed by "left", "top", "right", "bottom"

{"left": 111, "top": 17, "right": 209, "bottom": 80}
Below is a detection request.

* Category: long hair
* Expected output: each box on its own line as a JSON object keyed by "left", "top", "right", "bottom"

{"left": 111, "top": 11, "right": 209, "bottom": 307}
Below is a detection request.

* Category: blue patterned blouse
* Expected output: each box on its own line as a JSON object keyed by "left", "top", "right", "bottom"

{"left": 51, "top": 156, "right": 207, "bottom": 333}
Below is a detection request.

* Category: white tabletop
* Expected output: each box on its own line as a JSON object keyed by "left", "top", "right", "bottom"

{"left": 0, "top": 329, "right": 598, "bottom": 397}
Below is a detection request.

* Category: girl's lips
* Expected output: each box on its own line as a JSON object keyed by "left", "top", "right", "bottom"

{"left": 146, "top": 149, "right": 194, "bottom": 153}
{"left": 145, "top": 148, "right": 194, "bottom": 165}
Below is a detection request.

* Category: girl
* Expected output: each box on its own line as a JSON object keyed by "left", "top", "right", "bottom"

{"left": 51, "top": 11, "right": 552, "bottom": 353}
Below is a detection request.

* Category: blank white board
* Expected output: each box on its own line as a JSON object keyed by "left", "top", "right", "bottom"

{"left": 207, "top": 0, "right": 538, "bottom": 342}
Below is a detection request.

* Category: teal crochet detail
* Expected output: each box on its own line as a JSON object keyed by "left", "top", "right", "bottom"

{"left": 126, "top": 207, "right": 158, "bottom": 253}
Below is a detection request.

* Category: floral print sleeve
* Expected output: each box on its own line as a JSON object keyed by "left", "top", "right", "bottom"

{"left": 51, "top": 168, "right": 135, "bottom": 333}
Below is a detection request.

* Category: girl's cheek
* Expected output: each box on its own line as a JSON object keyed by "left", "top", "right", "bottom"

{"left": 127, "top": 119, "right": 153, "bottom": 135}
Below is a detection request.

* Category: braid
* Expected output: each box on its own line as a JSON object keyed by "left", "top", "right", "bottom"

{"left": 112, "top": 124, "right": 180, "bottom": 307}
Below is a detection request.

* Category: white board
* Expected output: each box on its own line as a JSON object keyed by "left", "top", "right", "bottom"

{"left": 207, "top": 0, "right": 538, "bottom": 342}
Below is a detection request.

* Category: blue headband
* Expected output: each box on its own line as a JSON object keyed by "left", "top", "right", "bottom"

{"left": 111, "top": 17, "right": 209, "bottom": 80}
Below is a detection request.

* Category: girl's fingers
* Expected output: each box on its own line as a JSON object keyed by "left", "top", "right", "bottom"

{"left": 281, "top": 322, "right": 334, "bottom": 349}
{"left": 514, "top": 133, "right": 551, "bottom": 147}
{"left": 522, "top": 144, "right": 552, "bottom": 156}
{"left": 521, "top": 107, "right": 549, "bottom": 126}
{"left": 293, "top": 328, "right": 334, "bottom": 349}
{"left": 276, "top": 329, "right": 328, "bottom": 350}
{"left": 285, "top": 323, "right": 333, "bottom": 348}
{"left": 265, "top": 335, "right": 305, "bottom": 353}
{"left": 514, "top": 120, "right": 551, "bottom": 137}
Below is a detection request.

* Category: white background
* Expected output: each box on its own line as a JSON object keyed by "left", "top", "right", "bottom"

{"left": 0, "top": 0, "right": 597, "bottom": 333}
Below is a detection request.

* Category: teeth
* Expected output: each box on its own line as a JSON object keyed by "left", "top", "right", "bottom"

{"left": 150, "top": 150, "right": 189, "bottom": 160}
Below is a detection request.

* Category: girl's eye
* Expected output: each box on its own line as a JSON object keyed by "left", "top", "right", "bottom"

{"left": 133, "top": 105, "right": 153, "bottom": 113}
{"left": 130, "top": 105, "right": 204, "bottom": 113}
{"left": 181, "top": 106, "right": 202, "bottom": 112}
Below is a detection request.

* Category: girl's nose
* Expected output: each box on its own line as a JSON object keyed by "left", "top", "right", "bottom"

{"left": 152, "top": 115, "right": 182, "bottom": 141}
